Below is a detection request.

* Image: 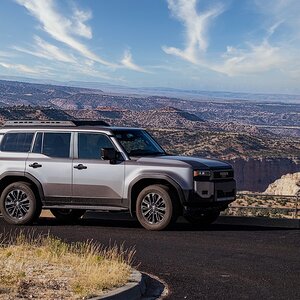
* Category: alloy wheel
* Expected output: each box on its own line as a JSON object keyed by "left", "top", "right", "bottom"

{"left": 141, "top": 192, "right": 166, "bottom": 224}
{"left": 4, "top": 189, "right": 30, "bottom": 220}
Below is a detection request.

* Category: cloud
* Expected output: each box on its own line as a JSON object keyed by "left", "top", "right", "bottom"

{"left": 252, "top": 0, "right": 300, "bottom": 78}
{"left": 163, "top": 0, "right": 224, "bottom": 64}
{"left": 0, "top": 62, "right": 42, "bottom": 74}
{"left": 13, "top": 36, "right": 76, "bottom": 63}
{"left": 255, "top": 0, "right": 300, "bottom": 25}
{"left": 266, "top": 20, "right": 284, "bottom": 38}
{"left": 0, "top": 51, "right": 16, "bottom": 58}
{"left": 214, "top": 0, "right": 300, "bottom": 77}
{"left": 121, "top": 50, "right": 149, "bottom": 73}
{"left": 70, "top": 64, "right": 114, "bottom": 80}
{"left": 15, "top": 0, "right": 115, "bottom": 67}
{"left": 212, "top": 41, "right": 285, "bottom": 76}
{"left": 72, "top": 7, "right": 93, "bottom": 39}
{"left": 15, "top": 0, "right": 147, "bottom": 73}
{"left": 163, "top": 0, "right": 299, "bottom": 78}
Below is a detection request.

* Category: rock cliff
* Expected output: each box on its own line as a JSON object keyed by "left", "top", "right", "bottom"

{"left": 264, "top": 172, "right": 300, "bottom": 196}
{"left": 228, "top": 157, "right": 300, "bottom": 192}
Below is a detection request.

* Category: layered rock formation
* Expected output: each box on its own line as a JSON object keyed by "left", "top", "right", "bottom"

{"left": 229, "top": 157, "right": 300, "bottom": 192}
{"left": 264, "top": 172, "right": 300, "bottom": 196}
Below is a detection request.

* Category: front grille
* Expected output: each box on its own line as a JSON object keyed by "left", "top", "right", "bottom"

{"left": 213, "top": 170, "right": 234, "bottom": 180}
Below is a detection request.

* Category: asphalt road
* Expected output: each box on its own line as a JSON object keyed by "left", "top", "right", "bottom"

{"left": 0, "top": 214, "right": 299, "bottom": 300}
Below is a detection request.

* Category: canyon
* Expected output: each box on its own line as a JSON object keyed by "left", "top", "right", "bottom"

{"left": 0, "top": 79, "right": 299, "bottom": 193}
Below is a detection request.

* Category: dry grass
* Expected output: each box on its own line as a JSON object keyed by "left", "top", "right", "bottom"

{"left": 222, "top": 194, "right": 299, "bottom": 219}
{"left": 0, "top": 232, "right": 135, "bottom": 300}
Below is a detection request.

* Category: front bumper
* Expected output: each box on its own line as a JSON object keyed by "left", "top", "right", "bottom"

{"left": 182, "top": 179, "right": 236, "bottom": 211}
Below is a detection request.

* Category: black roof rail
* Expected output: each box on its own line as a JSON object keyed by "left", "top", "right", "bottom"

{"left": 3, "top": 120, "right": 76, "bottom": 127}
{"left": 2, "top": 120, "right": 110, "bottom": 127}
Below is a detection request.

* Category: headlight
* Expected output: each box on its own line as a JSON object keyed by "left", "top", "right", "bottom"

{"left": 193, "top": 170, "right": 211, "bottom": 177}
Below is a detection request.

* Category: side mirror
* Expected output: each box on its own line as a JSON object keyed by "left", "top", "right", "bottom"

{"left": 101, "top": 148, "right": 117, "bottom": 163}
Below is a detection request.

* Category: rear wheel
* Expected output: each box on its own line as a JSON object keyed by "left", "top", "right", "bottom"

{"left": 0, "top": 182, "right": 38, "bottom": 225}
{"left": 185, "top": 211, "right": 220, "bottom": 226}
{"left": 50, "top": 208, "right": 86, "bottom": 223}
{"left": 33, "top": 202, "right": 42, "bottom": 222}
{"left": 136, "top": 185, "right": 177, "bottom": 231}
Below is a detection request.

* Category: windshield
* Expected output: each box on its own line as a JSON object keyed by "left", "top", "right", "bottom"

{"left": 113, "top": 129, "right": 166, "bottom": 157}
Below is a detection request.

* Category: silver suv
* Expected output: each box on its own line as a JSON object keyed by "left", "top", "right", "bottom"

{"left": 0, "top": 120, "right": 236, "bottom": 230}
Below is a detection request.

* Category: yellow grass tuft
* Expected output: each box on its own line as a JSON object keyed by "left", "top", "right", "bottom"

{"left": 0, "top": 231, "right": 135, "bottom": 299}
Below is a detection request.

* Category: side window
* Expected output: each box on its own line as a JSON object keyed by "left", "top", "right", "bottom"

{"left": 78, "top": 133, "right": 114, "bottom": 159}
{"left": 42, "top": 133, "right": 71, "bottom": 158}
{"left": 1, "top": 132, "right": 34, "bottom": 152}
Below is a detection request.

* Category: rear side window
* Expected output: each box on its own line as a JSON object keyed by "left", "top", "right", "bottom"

{"left": 32, "top": 132, "right": 71, "bottom": 158}
{"left": 1, "top": 132, "right": 34, "bottom": 152}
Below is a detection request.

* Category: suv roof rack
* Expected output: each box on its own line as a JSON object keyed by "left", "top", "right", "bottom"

{"left": 2, "top": 120, "right": 110, "bottom": 127}
{"left": 3, "top": 120, "right": 76, "bottom": 127}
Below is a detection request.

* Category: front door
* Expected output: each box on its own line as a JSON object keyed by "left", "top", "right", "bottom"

{"left": 72, "top": 132, "right": 125, "bottom": 207}
{"left": 26, "top": 132, "right": 73, "bottom": 204}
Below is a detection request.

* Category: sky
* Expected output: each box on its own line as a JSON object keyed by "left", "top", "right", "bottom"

{"left": 0, "top": 0, "right": 299, "bottom": 94}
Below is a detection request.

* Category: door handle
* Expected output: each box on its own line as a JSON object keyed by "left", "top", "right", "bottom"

{"left": 74, "top": 164, "right": 87, "bottom": 170}
{"left": 29, "top": 162, "right": 42, "bottom": 168}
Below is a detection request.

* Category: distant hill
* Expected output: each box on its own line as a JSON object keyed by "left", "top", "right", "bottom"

{"left": 0, "top": 79, "right": 103, "bottom": 107}
{"left": 0, "top": 79, "right": 299, "bottom": 129}
{"left": 1, "top": 76, "right": 300, "bottom": 103}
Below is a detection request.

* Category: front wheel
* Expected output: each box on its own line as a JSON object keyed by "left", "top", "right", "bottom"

{"left": 50, "top": 209, "right": 86, "bottom": 223}
{"left": 185, "top": 211, "right": 220, "bottom": 226}
{"left": 136, "top": 185, "right": 177, "bottom": 231}
{"left": 0, "top": 182, "right": 38, "bottom": 225}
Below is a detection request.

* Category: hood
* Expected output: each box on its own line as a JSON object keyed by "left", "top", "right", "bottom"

{"left": 133, "top": 155, "right": 232, "bottom": 170}
{"left": 160, "top": 155, "right": 232, "bottom": 169}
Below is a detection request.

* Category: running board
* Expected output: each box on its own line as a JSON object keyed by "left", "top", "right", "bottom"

{"left": 43, "top": 205, "right": 129, "bottom": 212}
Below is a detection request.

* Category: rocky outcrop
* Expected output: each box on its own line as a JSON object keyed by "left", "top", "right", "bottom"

{"left": 264, "top": 172, "right": 300, "bottom": 196}
{"left": 228, "top": 157, "right": 300, "bottom": 192}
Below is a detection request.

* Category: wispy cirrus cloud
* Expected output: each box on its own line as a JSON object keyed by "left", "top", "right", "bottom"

{"left": 0, "top": 51, "right": 16, "bottom": 58}
{"left": 255, "top": 0, "right": 300, "bottom": 31}
{"left": 163, "top": 0, "right": 298, "bottom": 78}
{"left": 212, "top": 41, "right": 285, "bottom": 76}
{"left": 0, "top": 62, "right": 46, "bottom": 75}
{"left": 219, "top": 0, "right": 300, "bottom": 77}
{"left": 121, "top": 50, "right": 150, "bottom": 73}
{"left": 252, "top": 0, "right": 300, "bottom": 78}
{"left": 71, "top": 7, "right": 93, "bottom": 39}
{"left": 13, "top": 36, "right": 76, "bottom": 63}
{"left": 163, "top": 0, "right": 224, "bottom": 64}
{"left": 15, "top": 0, "right": 115, "bottom": 67}
{"left": 15, "top": 0, "right": 146, "bottom": 73}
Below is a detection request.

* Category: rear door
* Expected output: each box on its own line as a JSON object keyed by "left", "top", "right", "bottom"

{"left": 72, "top": 132, "right": 125, "bottom": 207}
{"left": 25, "top": 132, "right": 73, "bottom": 204}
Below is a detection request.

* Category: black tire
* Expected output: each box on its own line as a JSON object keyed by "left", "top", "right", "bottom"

{"left": 33, "top": 201, "right": 42, "bottom": 222}
{"left": 185, "top": 211, "right": 220, "bottom": 226}
{"left": 50, "top": 208, "right": 86, "bottom": 223}
{"left": 0, "top": 181, "right": 38, "bottom": 225}
{"left": 136, "top": 185, "right": 177, "bottom": 231}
